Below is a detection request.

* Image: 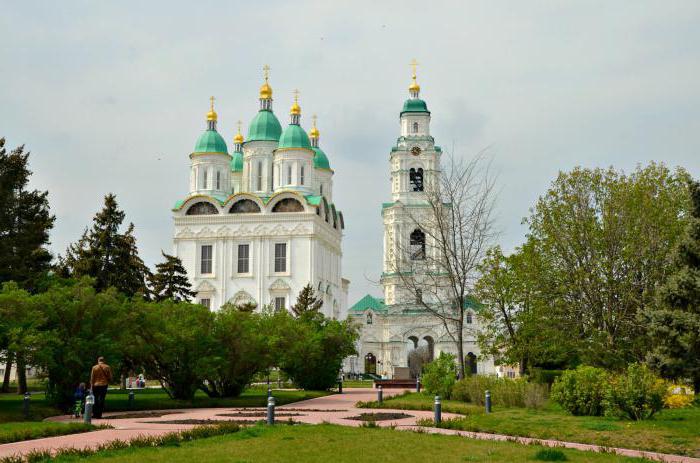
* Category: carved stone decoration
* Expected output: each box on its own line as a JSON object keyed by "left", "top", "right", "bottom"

{"left": 269, "top": 279, "right": 291, "bottom": 291}
{"left": 231, "top": 290, "right": 256, "bottom": 306}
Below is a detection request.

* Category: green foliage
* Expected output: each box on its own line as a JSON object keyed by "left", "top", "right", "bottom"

{"left": 0, "top": 422, "right": 104, "bottom": 444}
{"left": 289, "top": 283, "right": 323, "bottom": 318}
{"left": 551, "top": 366, "right": 609, "bottom": 416}
{"left": 646, "top": 179, "right": 700, "bottom": 393}
{"left": 529, "top": 369, "right": 565, "bottom": 385}
{"left": 59, "top": 194, "right": 150, "bottom": 297}
{"left": 150, "top": 252, "right": 196, "bottom": 302}
{"left": 421, "top": 352, "right": 457, "bottom": 398}
{"left": 533, "top": 448, "right": 568, "bottom": 461}
{"left": 604, "top": 363, "right": 667, "bottom": 420}
{"left": 450, "top": 376, "right": 548, "bottom": 409}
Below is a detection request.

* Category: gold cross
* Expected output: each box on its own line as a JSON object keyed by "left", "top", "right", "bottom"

{"left": 237, "top": 120, "right": 242, "bottom": 132}
{"left": 410, "top": 58, "right": 419, "bottom": 78}
{"left": 293, "top": 88, "right": 300, "bottom": 103}
{"left": 312, "top": 114, "right": 318, "bottom": 127}
{"left": 263, "top": 64, "right": 270, "bottom": 82}
{"left": 209, "top": 95, "right": 215, "bottom": 111}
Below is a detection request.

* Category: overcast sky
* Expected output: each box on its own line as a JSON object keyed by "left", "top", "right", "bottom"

{"left": 2, "top": 1, "right": 699, "bottom": 303}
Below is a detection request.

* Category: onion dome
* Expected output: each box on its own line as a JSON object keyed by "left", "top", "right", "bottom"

{"left": 309, "top": 115, "right": 331, "bottom": 170}
{"left": 230, "top": 151, "right": 243, "bottom": 172}
{"left": 401, "top": 59, "right": 430, "bottom": 116}
{"left": 278, "top": 91, "right": 311, "bottom": 150}
{"left": 248, "top": 65, "right": 282, "bottom": 142}
{"left": 194, "top": 97, "right": 228, "bottom": 154}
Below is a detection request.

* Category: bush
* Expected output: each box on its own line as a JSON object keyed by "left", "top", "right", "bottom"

{"left": 451, "top": 375, "right": 548, "bottom": 409}
{"left": 421, "top": 353, "right": 457, "bottom": 398}
{"left": 550, "top": 366, "right": 608, "bottom": 416}
{"left": 529, "top": 368, "right": 564, "bottom": 385}
{"left": 604, "top": 363, "right": 667, "bottom": 420}
{"left": 664, "top": 384, "right": 694, "bottom": 409}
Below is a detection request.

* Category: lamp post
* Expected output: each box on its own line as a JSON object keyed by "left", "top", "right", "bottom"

{"left": 128, "top": 389, "right": 135, "bottom": 408}
{"left": 84, "top": 391, "right": 95, "bottom": 424}
{"left": 434, "top": 395, "right": 442, "bottom": 425}
{"left": 377, "top": 385, "right": 383, "bottom": 404}
{"left": 23, "top": 392, "right": 30, "bottom": 419}
{"left": 485, "top": 390, "right": 492, "bottom": 413}
{"left": 267, "top": 396, "right": 275, "bottom": 425}
{"left": 416, "top": 376, "right": 421, "bottom": 393}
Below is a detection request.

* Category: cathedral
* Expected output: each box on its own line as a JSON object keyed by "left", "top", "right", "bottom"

{"left": 171, "top": 69, "right": 348, "bottom": 319}
{"left": 348, "top": 65, "right": 496, "bottom": 379}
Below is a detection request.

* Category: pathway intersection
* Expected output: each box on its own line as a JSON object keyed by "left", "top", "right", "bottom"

{"left": 0, "top": 388, "right": 697, "bottom": 462}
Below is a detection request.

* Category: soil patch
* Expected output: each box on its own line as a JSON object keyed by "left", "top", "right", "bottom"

{"left": 216, "top": 412, "right": 304, "bottom": 418}
{"left": 102, "top": 411, "right": 183, "bottom": 420}
{"left": 344, "top": 412, "right": 414, "bottom": 422}
{"left": 278, "top": 408, "right": 348, "bottom": 412}
{"left": 143, "top": 419, "right": 297, "bottom": 425}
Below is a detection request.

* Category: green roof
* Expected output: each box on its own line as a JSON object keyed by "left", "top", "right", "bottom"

{"left": 350, "top": 294, "right": 386, "bottom": 313}
{"left": 313, "top": 147, "right": 331, "bottom": 169}
{"left": 305, "top": 195, "right": 322, "bottom": 206}
{"left": 401, "top": 98, "right": 430, "bottom": 115}
{"left": 230, "top": 151, "right": 243, "bottom": 172}
{"left": 247, "top": 110, "right": 282, "bottom": 142}
{"left": 278, "top": 124, "right": 312, "bottom": 150}
{"left": 194, "top": 130, "right": 228, "bottom": 154}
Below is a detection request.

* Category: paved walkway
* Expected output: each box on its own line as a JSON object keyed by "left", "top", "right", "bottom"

{"left": 0, "top": 388, "right": 697, "bottom": 462}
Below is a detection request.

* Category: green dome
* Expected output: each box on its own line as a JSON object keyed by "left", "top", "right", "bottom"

{"left": 194, "top": 130, "right": 228, "bottom": 154}
{"left": 401, "top": 98, "right": 430, "bottom": 115}
{"left": 313, "top": 147, "right": 331, "bottom": 170}
{"left": 278, "top": 124, "right": 312, "bottom": 150}
{"left": 247, "top": 110, "right": 282, "bottom": 142}
{"left": 230, "top": 151, "right": 243, "bottom": 172}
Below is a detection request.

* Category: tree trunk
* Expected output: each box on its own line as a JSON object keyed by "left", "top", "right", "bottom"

{"left": 519, "top": 355, "right": 528, "bottom": 376}
{"left": 1, "top": 353, "right": 13, "bottom": 393}
{"left": 16, "top": 353, "right": 27, "bottom": 394}
{"left": 456, "top": 319, "right": 466, "bottom": 380}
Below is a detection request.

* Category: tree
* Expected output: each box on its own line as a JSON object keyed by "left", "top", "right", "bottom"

{"left": 0, "top": 138, "right": 55, "bottom": 393}
{"left": 647, "top": 179, "right": 700, "bottom": 392}
{"left": 59, "top": 194, "right": 151, "bottom": 297}
{"left": 290, "top": 284, "right": 323, "bottom": 318}
{"left": 391, "top": 153, "right": 497, "bottom": 379}
{"left": 150, "top": 252, "right": 196, "bottom": 302}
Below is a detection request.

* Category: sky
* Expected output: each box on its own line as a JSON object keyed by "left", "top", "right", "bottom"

{"left": 1, "top": 1, "right": 699, "bottom": 304}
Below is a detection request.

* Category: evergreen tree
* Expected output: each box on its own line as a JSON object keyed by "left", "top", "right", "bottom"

{"left": 647, "top": 179, "right": 700, "bottom": 393}
{"left": 60, "top": 194, "right": 150, "bottom": 297}
{"left": 150, "top": 252, "right": 196, "bottom": 302}
{"left": 0, "top": 138, "right": 54, "bottom": 392}
{"left": 290, "top": 284, "right": 323, "bottom": 318}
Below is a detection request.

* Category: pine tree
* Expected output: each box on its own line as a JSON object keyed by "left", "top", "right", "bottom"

{"left": 60, "top": 194, "right": 150, "bottom": 297}
{"left": 150, "top": 252, "right": 196, "bottom": 302}
{"left": 290, "top": 284, "right": 323, "bottom": 317}
{"left": 647, "top": 179, "right": 700, "bottom": 393}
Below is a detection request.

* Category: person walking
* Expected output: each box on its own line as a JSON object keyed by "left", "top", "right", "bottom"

{"left": 89, "top": 357, "right": 112, "bottom": 418}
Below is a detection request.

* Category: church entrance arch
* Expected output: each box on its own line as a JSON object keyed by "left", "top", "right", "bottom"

{"left": 466, "top": 352, "right": 477, "bottom": 375}
{"left": 364, "top": 353, "right": 377, "bottom": 375}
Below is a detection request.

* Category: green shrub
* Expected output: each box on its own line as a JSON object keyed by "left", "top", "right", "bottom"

{"left": 421, "top": 353, "right": 457, "bottom": 398}
{"left": 604, "top": 363, "right": 667, "bottom": 420}
{"left": 529, "top": 368, "right": 564, "bottom": 385}
{"left": 533, "top": 448, "right": 568, "bottom": 461}
{"left": 451, "top": 375, "right": 548, "bottom": 408}
{"left": 550, "top": 366, "right": 608, "bottom": 416}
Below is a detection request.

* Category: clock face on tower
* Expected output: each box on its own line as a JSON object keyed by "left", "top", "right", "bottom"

{"left": 411, "top": 146, "right": 421, "bottom": 156}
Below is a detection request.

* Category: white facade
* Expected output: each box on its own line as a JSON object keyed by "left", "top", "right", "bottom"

{"left": 348, "top": 75, "right": 495, "bottom": 378}
{"left": 172, "top": 82, "right": 347, "bottom": 319}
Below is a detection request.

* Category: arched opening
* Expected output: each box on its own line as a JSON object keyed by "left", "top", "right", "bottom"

{"left": 364, "top": 353, "right": 377, "bottom": 375}
{"left": 186, "top": 202, "right": 219, "bottom": 215}
{"left": 421, "top": 336, "right": 435, "bottom": 361}
{"left": 271, "top": 198, "right": 304, "bottom": 212}
{"left": 410, "top": 168, "right": 424, "bottom": 191}
{"left": 413, "top": 122, "right": 419, "bottom": 133}
{"left": 466, "top": 352, "right": 477, "bottom": 375}
{"left": 229, "top": 199, "right": 261, "bottom": 213}
{"left": 410, "top": 229, "right": 426, "bottom": 260}
{"left": 466, "top": 311, "right": 473, "bottom": 324}
{"left": 366, "top": 312, "right": 373, "bottom": 325}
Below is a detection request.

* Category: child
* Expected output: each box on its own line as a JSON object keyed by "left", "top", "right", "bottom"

{"left": 73, "top": 382, "right": 86, "bottom": 418}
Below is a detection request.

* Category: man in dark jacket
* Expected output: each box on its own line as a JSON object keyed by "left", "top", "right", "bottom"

{"left": 89, "top": 357, "right": 113, "bottom": 418}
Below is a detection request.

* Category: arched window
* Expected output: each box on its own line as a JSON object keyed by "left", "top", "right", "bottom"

{"left": 186, "top": 202, "right": 219, "bottom": 215}
{"left": 300, "top": 165, "right": 305, "bottom": 185}
{"left": 229, "top": 199, "right": 261, "bottom": 213}
{"left": 421, "top": 336, "right": 435, "bottom": 361}
{"left": 320, "top": 184, "right": 323, "bottom": 195}
{"left": 410, "top": 229, "right": 426, "bottom": 260}
{"left": 416, "top": 289, "right": 422, "bottom": 303}
{"left": 466, "top": 352, "right": 477, "bottom": 375}
{"left": 410, "top": 168, "right": 424, "bottom": 191}
{"left": 413, "top": 122, "right": 419, "bottom": 133}
{"left": 364, "top": 353, "right": 377, "bottom": 375}
{"left": 203, "top": 170, "right": 208, "bottom": 189}
{"left": 216, "top": 171, "right": 221, "bottom": 190}
{"left": 256, "top": 161, "right": 263, "bottom": 191}
{"left": 366, "top": 312, "right": 373, "bottom": 325}
{"left": 466, "top": 311, "right": 473, "bottom": 324}
{"left": 271, "top": 198, "right": 304, "bottom": 212}
{"left": 287, "top": 164, "right": 292, "bottom": 185}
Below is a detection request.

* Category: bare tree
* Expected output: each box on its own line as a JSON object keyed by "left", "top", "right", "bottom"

{"left": 387, "top": 152, "right": 497, "bottom": 379}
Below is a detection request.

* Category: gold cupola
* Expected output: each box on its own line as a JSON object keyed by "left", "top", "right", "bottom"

{"left": 408, "top": 58, "right": 420, "bottom": 98}
{"left": 290, "top": 89, "right": 301, "bottom": 117}
{"left": 233, "top": 120, "right": 244, "bottom": 144}
{"left": 309, "top": 114, "right": 320, "bottom": 139}
{"left": 206, "top": 95, "right": 218, "bottom": 122}
{"left": 259, "top": 64, "right": 273, "bottom": 100}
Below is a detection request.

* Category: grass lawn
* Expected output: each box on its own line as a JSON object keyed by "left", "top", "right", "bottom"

{"left": 47, "top": 423, "right": 652, "bottom": 463}
{"left": 0, "top": 421, "right": 101, "bottom": 444}
{"left": 358, "top": 392, "right": 700, "bottom": 457}
{"left": 341, "top": 380, "right": 374, "bottom": 388}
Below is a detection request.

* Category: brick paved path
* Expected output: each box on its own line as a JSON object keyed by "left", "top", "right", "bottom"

{"left": 0, "top": 388, "right": 697, "bottom": 462}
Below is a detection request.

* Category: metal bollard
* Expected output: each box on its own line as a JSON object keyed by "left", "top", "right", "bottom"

{"left": 84, "top": 392, "right": 95, "bottom": 424}
{"left": 485, "top": 390, "right": 492, "bottom": 413}
{"left": 377, "top": 385, "right": 383, "bottom": 403}
{"left": 23, "top": 392, "right": 30, "bottom": 419}
{"left": 267, "top": 396, "right": 275, "bottom": 425}
{"left": 128, "top": 390, "right": 135, "bottom": 408}
{"left": 267, "top": 386, "right": 272, "bottom": 398}
{"left": 416, "top": 377, "right": 421, "bottom": 393}
{"left": 338, "top": 379, "right": 343, "bottom": 394}
{"left": 434, "top": 395, "right": 442, "bottom": 425}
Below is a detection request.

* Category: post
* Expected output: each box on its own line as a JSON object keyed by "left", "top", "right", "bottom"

{"left": 377, "top": 385, "right": 383, "bottom": 404}
{"left": 84, "top": 391, "right": 95, "bottom": 424}
{"left": 267, "top": 396, "right": 275, "bottom": 425}
{"left": 434, "top": 395, "right": 442, "bottom": 425}
{"left": 23, "top": 392, "right": 30, "bottom": 419}
{"left": 267, "top": 385, "right": 272, "bottom": 398}
{"left": 337, "top": 378, "right": 343, "bottom": 394}
{"left": 416, "top": 376, "right": 421, "bottom": 393}
{"left": 128, "top": 390, "right": 135, "bottom": 408}
{"left": 485, "top": 390, "right": 492, "bottom": 413}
